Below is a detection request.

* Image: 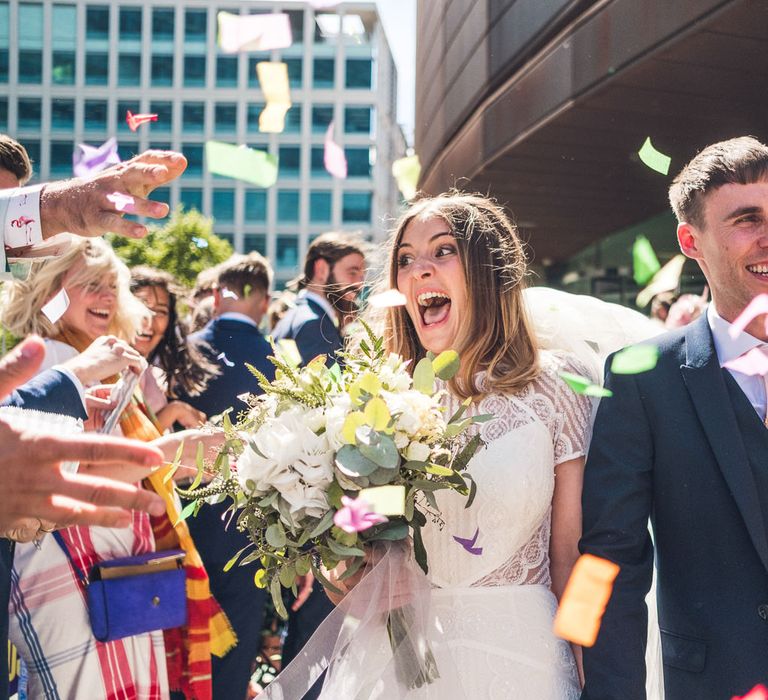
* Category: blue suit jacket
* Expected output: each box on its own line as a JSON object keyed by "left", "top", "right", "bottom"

{"left": 272, "top": 295, "right": 342, "bottom": 366}
{"left": 581, "top": 314, "right": 768, "bottom": 699}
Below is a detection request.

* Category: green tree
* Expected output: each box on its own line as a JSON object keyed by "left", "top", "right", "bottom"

{"left": 109, "top": 206, "right": 233, "bottom": 287}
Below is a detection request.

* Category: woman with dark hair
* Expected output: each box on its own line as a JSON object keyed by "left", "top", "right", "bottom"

{"left": 130, "top": 266, "right": 215, "bottom": 430}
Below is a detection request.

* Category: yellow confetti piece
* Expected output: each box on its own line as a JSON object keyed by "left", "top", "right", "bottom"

{"left": 359, "top": 485, "right": 406, "bottom": 516}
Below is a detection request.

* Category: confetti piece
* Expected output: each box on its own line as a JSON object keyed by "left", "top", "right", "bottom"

{"left": 126, "top": 110, "right": 158, "bottom": 132}
{"left": 274, "top": 338, "right": 302, "bottom": 366}
{"left": 256, "top": 61, "right": 292, "bottom": 134}
{"left": 559, "top": 371, "right": 613, "bottom": 398}
{"left": 553, "top": 553, "right": 620, "bottom": 647}
{"left": 217, "top": 352, "right": 235, "bottom": 367}
{"left": 359, "top": 485, "right": 406, "bottom": 516}
{"left": 191, "top": 236, "right": 209, "bottom": 248}
{"left": 368, "top": 289, "right": 407, "bottom": 308}
{"left": 205, "top": 141, "right": 278, "bottom": 187}
{"left": 73, "top": 137, "right": 120, "bottom": 178}
{"left": 221, "top": 287, "right": 239, "bottom": 300}
{"left": 41, "top": 288, "right": 70, "bottom": 324}
{"left": 391, "top": 155, "right": 421, "bottom": 201}
{"left": 452, "top": 527, "right": 483, "bottom": 556}
{"left": 632, "top": 235, "right": 661, "bottom": 286}
{"left": 733, "top": 685, "right": 768, "bottom": 700}
{"left": 636, "top": 254, "right": 686, "bottom": 308}
{"left": 106, "top": 192, "right": 136, "bottom": 213}
{"left": 315, "top": 13, "right": 366, "bottom": 40}
{"left": 723, "top": 347, "right": 768, "bottom": 376}
{"left": 324, "top": 122, "right": 347, "bottom": 179}
{"left": 217, "top": 11, "right": 292, "bottom": 53}
{"left": 610, "top": 344, "right": 659, "bottom": 375}
{"left": 637, "top": 136, "right": 671, "bottom": 175}
{"left": 728, "top": 294, "right": 768, "bottom": 339}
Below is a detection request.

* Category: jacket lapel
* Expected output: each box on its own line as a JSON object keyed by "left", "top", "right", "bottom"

{"left": 680, "top": 314, "right": 768, "bottom": 572}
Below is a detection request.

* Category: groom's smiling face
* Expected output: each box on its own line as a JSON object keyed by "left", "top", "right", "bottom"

{"left": 677, "top": 178, "right": 768, "bottom": 338}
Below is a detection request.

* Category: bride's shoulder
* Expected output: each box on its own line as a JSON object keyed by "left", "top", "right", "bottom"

{"left": 537, "top": 349, "right": 597, "bottom": 385}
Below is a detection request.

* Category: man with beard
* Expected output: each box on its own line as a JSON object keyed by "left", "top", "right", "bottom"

{"left": 272, "top": 231, "right": 366, "bottom": 366}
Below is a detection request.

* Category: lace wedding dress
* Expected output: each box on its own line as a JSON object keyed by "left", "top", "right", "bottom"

{"left": 414, "top": 350, "right": 592, "bottom": 699}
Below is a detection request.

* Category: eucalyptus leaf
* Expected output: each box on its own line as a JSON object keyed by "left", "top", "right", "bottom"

{"left": 295, "top": 554, "right": 311, "bottom": 576}
{"left": 424, "top": 490, "right": 438, "bottom": 511}
{"left": 368, "top": 466, "right": 397, "bottom": 485}
{"left": 309, "top": 510, "right": 335, "bottom": 538}
{"left": 356, "top": 428, "right": 400, "bottom": 469}
{"left": 271, "top": 575, "right": 288, "bottom": 619}
{"left": 240, "top": 550, "right": 263, "bottom": 567}
{"left": 175, "top": 499, "right": 198, "bottom": 525}
{"left": 266, "top": 522, "right": 287, "bottom": 548}
{"left": 426, "top": 463, "right": 455, "bottom": 477}
{"left": 279, "top": 562, "right": 297, "bottom": 588}
{"left": 412, "top": 357, "right": 435, "bottom": 394}
{"left": 223, "top": 544, "right": 249, "bottom": 572}
{"left": 413, "top": 525, "right": 428, "bottom": 575}
{"left": 328, "top": 538, "right": 366, "bottom": 557}
{"left": 464, "top": 474, "right": 478, "bottom": 510}
{"left": 448, "top": 397, "right": 472, "bottom": 424}
{"left": 452, "top": 433, "right": 483, "bottom": 472}
{"left": 258, "top": 491, "right": 279, "bottom": 508}
{"left": 371, "top": 521, "right": 409, "bottom": 541}
{"left": 311, "top": 559, "right": 343, "bottom": 596}
{"left": 432, "top": 349, "right": 460, "bottom": 380}
{"left": 336, "top": 444, "right": 380, "bottom": 477}
{"left": 326, "top": 480, "right": 345, "bottom": 509}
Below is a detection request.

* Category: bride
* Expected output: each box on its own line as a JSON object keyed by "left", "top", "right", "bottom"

{"left": 325, "top": 192, "right": 594, "bottom": 698}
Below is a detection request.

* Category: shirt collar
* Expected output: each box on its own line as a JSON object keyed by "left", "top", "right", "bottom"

{"left": 217, "top": 311, "right": 259, "bottom": 328}
{"left": 299, "top": 289, "right": 338, "bottom": 323}
{"left": 707, "top": 303, "right": 763, "bottom": 367}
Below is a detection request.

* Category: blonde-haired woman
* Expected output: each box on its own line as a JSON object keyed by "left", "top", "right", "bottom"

{"left": 1, "top": 237, "right": 172, "bottom": 699}
{"left": 327, "top": 193, "right": 592, "bottom": 698}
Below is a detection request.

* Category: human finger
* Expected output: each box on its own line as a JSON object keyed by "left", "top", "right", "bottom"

{"left": 125, "top": 150, "right": 187, "bottom": 180}
{"left": 54, "top": 472, "right": 165, "bottom": 516}
{"left": 96, "top": 211, "right": 147, "bottom": 239}
{"left": 0, "top": 336, "right": 46, "bottom": 400}
{"left": 28, "top": 432, "right": 163, "bottom": 468}
{"left": 292, "top": 573, "right": 315, "bottom": 611}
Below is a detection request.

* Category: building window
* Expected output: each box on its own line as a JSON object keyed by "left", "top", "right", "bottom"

{"left": 311, "top": 105, "right": 333, "bottom": 134}
{"left": 50, "top": 141, "right": 73, "bottom": 177}
{"left": 285, "top": 58, "right": 302, "bottom": 88}
{"left": 313, "top": 59, "right": 334, "bottom": 89}
{"left": 276, "top": 235, "right": 299, "bottom": 269}
{"left": 85, "top": 52, "right": 109, "bottom": 85}
{"left": 151, "top": 55, "right": 173, "bottom": 86}
{"left": 118, "top": 53, "right": 142, "bottom": 86}
{"left": 212, "top": 190, "right": 235, "bottom": 223}
{"left": 52, "top": 4, "right": 77, "bottom": 44}
{"left": 0, "top": 98, "right": 7, "bottom": 130}
{"left": 286, "top": 10, "right": 304, "bottom": 43}
{"left": 24, "top": 140, "right": 40, "bottom": 174}
{"left": 119, "top": 8, "right": 142, "bottom": 40}
{"left": 218, "top": 232, "right": 234, "bottom": 247}
{"left": 86, "top": 5, "right": 110, "bottom": 40}
{"left": 17, "top": 98, "right": 41, "bottom": 129}
{"left": 119, "top": 141, "right": 139, "bottom": 161}
{"left": 182, "top": 143, "right": 204, "bottom": 176}
{"left": 52, "top": 51, "right": 76, "bottom": 84}
{"left": 246, "top": 103, "right": 266, "bottom": 133}
{"left": 152, "top": 8, "right": 174, "bottom": 40}
{"left": 345, "top": 59, "right": 373, "bottom": 89}
{"left": 180, "top": 187, "right": 203, "bottom": 212}
{"left": 277, "top": 190, "right": 300, "bottom": 223}
{"left": 311, "top": 147, "right": 331, "bottom": 179}
{"left": 215, "top": 103, "right": 237, "bottom": 134}
{"left": 217, "top": 56, "right": 238, "bottom": 87}
{"left": 18, "top": 50, "right": 42, "bottom": 83}
{"left": 285, "top": 106, "right": 302, "bottom": 134}
{"left": 244, "top": 233, "right": 266, "bottom": 255}
{"left": 0, "top": 4, "right": 7, "bottom": 84}
{"left": 19, "top": 3, "right": 43, "bottom": 48}
{"left": 345, "top": 106, "right": 373, "bottom": 135}
{"left": 149, "top": 141, "right": 171, "bottom": 152}
{"left": 51, "top": 99, "right": 75, "bottom": 130}
{"left": 346, "top": 148, "right": 372, "bottom": 178}
{"left": 185, "top": 9, "right": 207, "bottom": 42}
{"left": 183, "top": 103, "right": 205, "bottom": 133}
{"left": 342, "top": 192, "right": 372, "bottom": 223}
{"left": 150, "top": 101, "right": 173, "bottom": 132}
{"left": 310, "top": 191, "right": 332, "bottom": 223}
{"left": 0, "top": 51, "right": 7, "bottom": 83}
{"left": 84, "top": 100, "right": 108, "bottom": 131}
{"left": 184, "top": 55, "right": 206, "bottom": 87}
{"left": 278, "top": 147, "right": 300, "bottom": 178}
{"left": 245, "top": 192, "right": 267, "bottom": 223}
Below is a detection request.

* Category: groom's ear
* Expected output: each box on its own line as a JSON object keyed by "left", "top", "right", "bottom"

{"left": 677, "top": 222, "right": 702, "bottom": 260}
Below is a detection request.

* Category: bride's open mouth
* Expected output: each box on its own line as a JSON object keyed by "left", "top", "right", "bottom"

{"left": 88, "top": 307, "right": 112, "bottom": 322}
{"left": 417, "top": 291, "right": 451, "bottom": 327}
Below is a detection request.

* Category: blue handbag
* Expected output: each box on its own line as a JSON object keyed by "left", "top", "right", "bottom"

{"left": 53, "top": 532, "right": 187, "bottom": 642}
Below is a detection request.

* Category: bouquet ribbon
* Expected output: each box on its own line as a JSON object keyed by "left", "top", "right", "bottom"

{"left": 264, "top": 540, "right": 462, "bottom": 699}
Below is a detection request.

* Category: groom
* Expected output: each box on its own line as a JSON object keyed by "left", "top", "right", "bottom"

{"left": 581, "top": 136, "right": 768, "bottom": 699}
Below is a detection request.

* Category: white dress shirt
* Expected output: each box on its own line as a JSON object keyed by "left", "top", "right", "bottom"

{"left": 708, "top": 303, "right": 766, "bottom": 419}
{"left": 0, "top": 184, "right": 44, "bottom": 279}
{"left": 299, "top": 289, "right": 338, "bottom": 326}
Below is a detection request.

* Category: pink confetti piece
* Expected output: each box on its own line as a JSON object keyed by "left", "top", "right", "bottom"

{"left": 126, "top": 110, "right": 158, "bottom": 132}
{"left": 368, "top": 289, "right": 407, "bottom": 308}
{"left": 733, "top": 685, "right": 768, "bottom": 700}
{"left": 217, "top": 352, "right": 235, "bottom": 368}
{"left": 333, "top": 495, "right": 388, "bottom": 534}
{"left": 723, "top": 347, "right": 768, "bottom": 376}
{"left": 106, "top": 192, "right": 136, "bottom": 213}
{"left": 41, "top": 288, "right": 70, "bottom": 324}
{"left": 729, "top": 294, "right": 768, "bottom": 339}
{"left": 73, "top": 137, "right": 120, "bottom": 178}
{"left": 324, "top": 122, "right": 347, "bottom": 179}
{"left": 453, "top": 527, "right": 483, "bottom": 555}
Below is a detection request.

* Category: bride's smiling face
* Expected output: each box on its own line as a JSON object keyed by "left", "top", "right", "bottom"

{"left": 395, "top": 216, "right": 468, "bottom": 354}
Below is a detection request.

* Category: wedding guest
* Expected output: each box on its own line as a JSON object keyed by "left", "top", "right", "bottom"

{"left": 581, "top": 136, "right": 768, "bottom": 699}
{"left": 324, "top": 193, "right": 591, "bottom": 697}
{"left": 0, "top": 134, "right": 32, "bottom": 189}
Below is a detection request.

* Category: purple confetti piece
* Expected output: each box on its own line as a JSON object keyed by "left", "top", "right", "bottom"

{"left": 73, "top": 137, "right": 121, "bottom": 178}
{"left": 453, "top": 527, "right": 483, "bottom": 556}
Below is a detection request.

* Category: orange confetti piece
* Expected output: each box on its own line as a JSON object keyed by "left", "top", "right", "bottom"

{"left": 733, "top": 685, "right": 768, "bottom": 700}
{"left": 126, "top": 110, "right": 158, "bottom": 132}
{"left": 553, "top": 553, "right": 620, "bottom": 647}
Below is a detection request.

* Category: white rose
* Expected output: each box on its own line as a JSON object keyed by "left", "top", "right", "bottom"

{"left": 405, "top": 441, "right": 431, "bottom": 462}
{"left": 324, "top": 394, "right": 352, "bottom": 450}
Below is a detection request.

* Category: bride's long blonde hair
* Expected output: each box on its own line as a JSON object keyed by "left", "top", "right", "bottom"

{"left": 381, "top": 192, "right": 539, "bottom": 400}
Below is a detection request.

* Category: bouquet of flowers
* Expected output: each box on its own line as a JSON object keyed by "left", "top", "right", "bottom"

{"left": 179, "top": 324, "right": 487, "bottom": 690}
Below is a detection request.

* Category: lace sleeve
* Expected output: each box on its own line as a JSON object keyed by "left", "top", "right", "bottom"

{"left": 549, "top": 352, "right": 594, "bottom": 465}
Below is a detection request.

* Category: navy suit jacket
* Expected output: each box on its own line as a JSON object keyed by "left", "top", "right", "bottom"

{"left": 581, "top": 314, "right": 768, "bottom": 699}
{"left": 272, "top": 295, "right": 342, "bottom": 366}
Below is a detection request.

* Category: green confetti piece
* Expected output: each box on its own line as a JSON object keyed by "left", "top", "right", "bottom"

{"left": 610, "top": 344, "right": 659, "bottom": 374}
{"left": 205, "top": 140, "right": 278, "bottom": 187}
{"left": 559, "top": 371, "right": 613, "bottom": 398}
{"left": 632, "top": 235, "right": 661, "bottom": 286}
{"left": 638, "top": 137, "right": 671, "bottom": 175}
